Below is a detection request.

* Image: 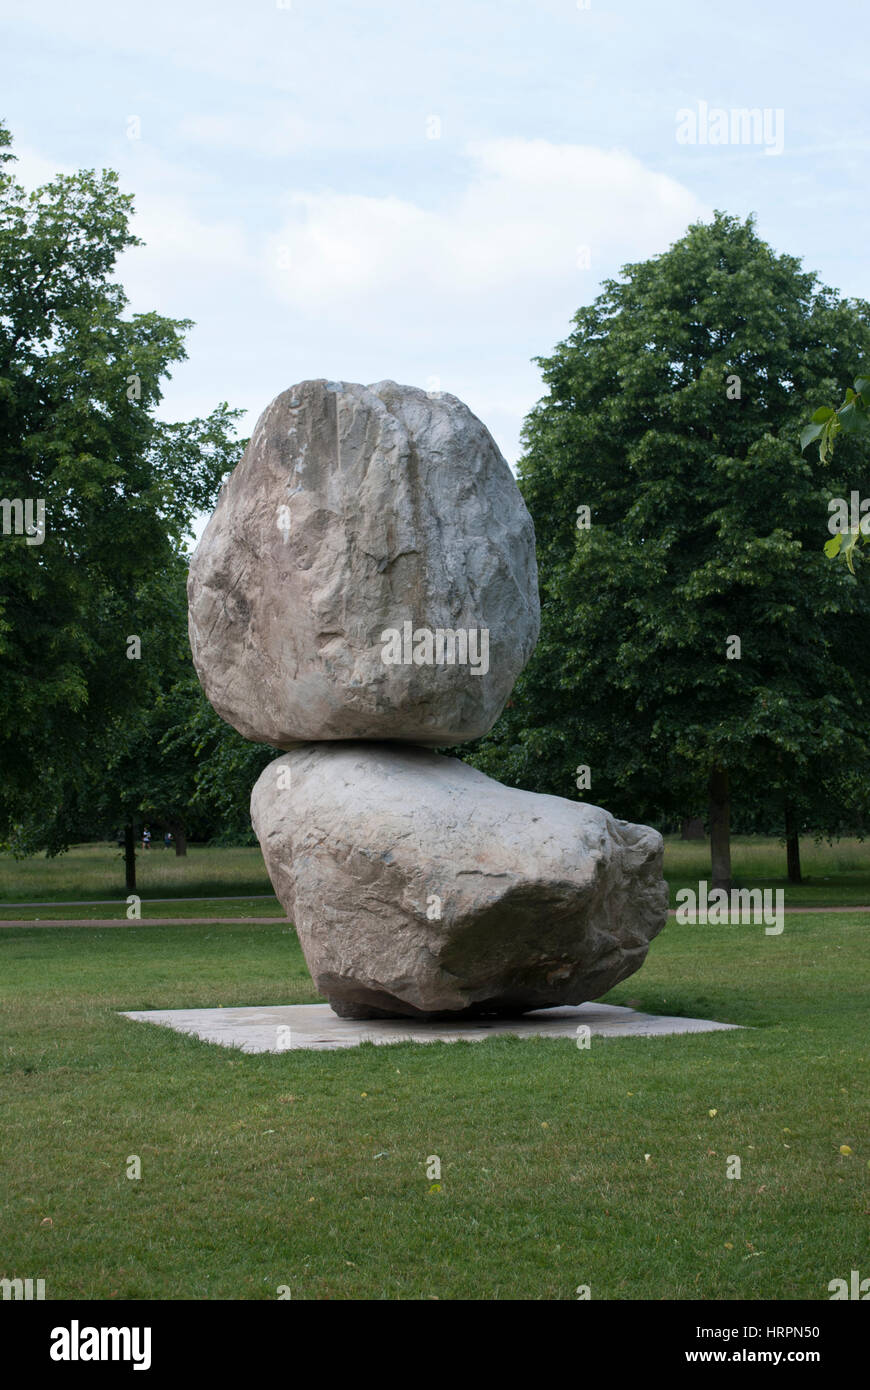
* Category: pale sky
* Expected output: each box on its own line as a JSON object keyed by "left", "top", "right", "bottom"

{"left": 3, "top": 0, "right": 867, "bottom": 512}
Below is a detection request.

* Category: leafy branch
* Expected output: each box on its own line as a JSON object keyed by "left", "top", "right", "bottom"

{"left": 801, "top": 369, "right": 870, "bottom": 574}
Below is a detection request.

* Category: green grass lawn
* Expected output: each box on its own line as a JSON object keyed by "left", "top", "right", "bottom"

{"left": 0, "top": 843, "right": 275, "bottom": 905}
{"left": 1, "top": 835, "right": 867, "bottom": 919}
{"left": 664, "top": 834, "right": 870, "bottom": 907}
{"left": 0, "top": 912, "right": 866, "bottom": 1300}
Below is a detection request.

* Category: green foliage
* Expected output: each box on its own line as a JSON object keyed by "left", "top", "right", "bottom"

{"left": 177, "top": 678, "right": 277, "bottom": 844}
{"left": 8, "top": 555, "right": 279, "bottom": 853}
{"left": 0, "top": 122, "right": 246, "bottom": 849}
{"left": 800, "top": 374, "right": 870, "bottom": 461}
{"left": 78, "top": 559, "right": 276, "bottom": 849}
{"left": 802, "top": 371, "right": 870, "bottom": 575}
{"left": 468, "top": 212, "right": 870, "bottom": 836}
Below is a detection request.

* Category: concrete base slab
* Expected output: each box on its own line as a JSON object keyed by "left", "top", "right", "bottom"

{"left": 120, "top": 1001, "right": 740, "bottom": 1053}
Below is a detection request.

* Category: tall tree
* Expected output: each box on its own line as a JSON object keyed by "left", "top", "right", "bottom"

{"left": 468, "top": 213, "right": 870, "bottom": 889}
{"left": 0, "top": 122, "right": 244, "bottom": 852}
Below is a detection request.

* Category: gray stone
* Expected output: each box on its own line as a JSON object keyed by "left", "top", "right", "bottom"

{"left": 250, "top": 743, "right": 668, "bottom": 1020}
{"left": 188, "top": 379, "right": 539, "bottom": 747}
{"left": 120, "top": 1002, "right": 739, "bottom": 1053}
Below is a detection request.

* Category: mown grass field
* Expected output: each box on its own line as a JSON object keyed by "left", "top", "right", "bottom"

{"left": 1, "top": 835, "right": 868, "bottom": 919}
{"left": 0, "top": 843, "right": 275, "bottom": 907}
{"left": 0, "top": 910, "right": 866, "bottom": 1300}
{"left": 664, "top": 835, "right": 870, "bottom": 907}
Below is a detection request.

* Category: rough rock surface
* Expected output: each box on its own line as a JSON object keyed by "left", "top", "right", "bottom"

{"left": 188, "top": 380, "right": 539, "bottom": 747}
{"left": 251, "top": 743, "right": 668, "bottom": 1020}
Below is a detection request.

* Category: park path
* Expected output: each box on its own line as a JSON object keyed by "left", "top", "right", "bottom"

{"left": 2, "top": 907, "right": 870, "bottom": 927}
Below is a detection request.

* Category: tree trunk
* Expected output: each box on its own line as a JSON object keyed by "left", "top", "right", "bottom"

{"left": 708, "top": 767, "right": 731, "bottom": 892}
{"left": 171, "top": 822, "right": 187, "bottom": 857}
{"left": 785, "top": 805, "right": 802, "bottom": 884}
{"left": 124, "top": 823, "right": 136, "bottom": 893}
{"left": 681, "top": 816, "right": 705, "bottom": 840}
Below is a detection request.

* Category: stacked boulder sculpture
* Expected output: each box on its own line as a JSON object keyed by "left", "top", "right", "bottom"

{"left": 188, "top": 379, "right": 668, "bottom": 1019}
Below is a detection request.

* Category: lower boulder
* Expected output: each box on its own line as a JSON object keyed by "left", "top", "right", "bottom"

{"left": 251, "top": 743, "right": 668, "bottom": 1019}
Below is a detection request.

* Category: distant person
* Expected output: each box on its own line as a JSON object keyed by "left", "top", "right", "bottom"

{"left": 142, "top": 827, "right": 151, "bottom": 850}
{"left": 164, "top": 830, "right": 172, "bottom": 850}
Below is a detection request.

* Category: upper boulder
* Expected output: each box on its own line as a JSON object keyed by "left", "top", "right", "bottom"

{"left": 188, "top": 380, "right": 540, "bottom": 746}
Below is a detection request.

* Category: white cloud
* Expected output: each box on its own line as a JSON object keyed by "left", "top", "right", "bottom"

{"left": 123, "top": 196, "right": 252, "bottom": 285}
{"left": 5, "top": 132, "right": 709, "bottom": 466}
{"left": 123, "top": 137, "right": 707, "bottom": 459}
{"left": 109, "top": 148, "right": 257, "bottom": 321}
{"left": 265, "top": 139, "right": 708, "bottom": 311}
